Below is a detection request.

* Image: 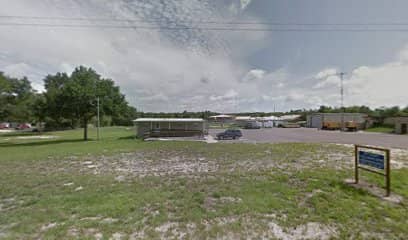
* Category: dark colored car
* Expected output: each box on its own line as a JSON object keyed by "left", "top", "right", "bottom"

{"left": 216, "top": 129, "right": 242, "bottom": 140}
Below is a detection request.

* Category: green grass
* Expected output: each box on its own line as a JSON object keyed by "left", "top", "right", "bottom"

{"left": 0, "top": 127, "right": 407, "bottom": 239}
{"left": 365, "top": 126, "right": 394, "bottom": 133}
{"left": 0, "top": 127, "right": 156, "bottom": 163}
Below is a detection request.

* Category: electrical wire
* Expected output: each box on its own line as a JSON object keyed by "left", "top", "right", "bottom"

{"left": 1, "top": 15, "right": 408, "bottom": 32}
{"left": 1, "top": 15, "right": 408, "bottom": 26}
{"left": 1, "top": 22, "right": 408, "bottom": 32}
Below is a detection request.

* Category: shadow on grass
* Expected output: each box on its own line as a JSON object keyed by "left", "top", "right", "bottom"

{"left": 118, "top": 135, "right": 139, "bottom": 140}
{"left": 337, "top": 180, "right": 370, "bottom": 196}
{"left": 0, "top": 139, "right": 86, "bottom": 148}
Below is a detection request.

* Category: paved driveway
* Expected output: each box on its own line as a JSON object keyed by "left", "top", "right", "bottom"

{"left": 209, "top": 128, "right": 408, "bottom": 149}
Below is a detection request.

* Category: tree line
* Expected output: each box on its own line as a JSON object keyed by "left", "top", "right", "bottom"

{"left": 290, "top": 105, "right": 408, "bottom": 124}
{"left": 1, "top": 66, "right": 137, "bottom": 140}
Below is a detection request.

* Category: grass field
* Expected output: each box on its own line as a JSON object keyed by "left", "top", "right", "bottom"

{"left": 365, "top": 126, "right": 395, "bottom": 134}
{"left": 0, "top": 127, "right": 407, "bottom": 239}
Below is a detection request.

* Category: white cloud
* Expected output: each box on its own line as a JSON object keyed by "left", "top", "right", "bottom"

{"left": 2, "top": 62, "right": 46, "bottom": 92}
{"left": 1, "top": 1, "right": 407, "bottom": 112}
{"left": 345, "top": 62, "right": 408, "bottom": 107}
{"left": 285, "top": 91, "right": 305, "bottom": 102}
{"left": 397, "top": 44, "right": 408, "bottom": 61}
{"left": 315, "top": 68, "right": 338, "bottom": 79}
{"left": 0, "top": 0, "right": 265, "bottom": 112}
{"left": 241, "top": 0, "right": 252, "bottom": 10}
{"left": 210, "top": 89, "right": 238, "bottom": 101}
{"left": 241, "top": 69, "right": 266, "bottom": 82}
{"left": 313, "top": 75, "right": 340, "bottom": 89}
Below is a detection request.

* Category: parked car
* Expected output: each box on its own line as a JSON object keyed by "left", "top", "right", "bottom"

{"left": 216, "top": 129, "right": 242, "bottom": 140}
{"left": 0, "top": 122, "right": 10, "bottom": 129}
{"left": 16, "top": 123, "right": 32, "bottom": 130}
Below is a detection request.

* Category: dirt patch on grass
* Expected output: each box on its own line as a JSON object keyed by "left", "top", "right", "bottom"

{"left": 126, "top": 215, "right": 337, "bottom": 240}
{"left": 0, "top": 197, "right": 23, "bottom": 212}
{"left": 16, "top": 135, "right": 58, "bottom": 140}
{"left": 391, "top": 148, "right": 408, "bottom": 169}
{"left": 77, "top": 153, "right": 219, "bottom": 177}
{"left": 59, "top": 144, "right": 364, "bottom": 178}
{"left": 40, "top": 222, "right": 58, "bottom": 232}
{"left": 204, "top": 196, "right": 242, "bottom": 212}
{"left": 0, "top": 223, "right": 17, "bottom": 239}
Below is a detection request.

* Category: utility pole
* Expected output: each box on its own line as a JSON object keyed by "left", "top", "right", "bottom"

{"left": 97, "top": 97, "right": 100, "bottom": 141}
{"left": 338, "top": 72, "right": 346, "bottom": 131}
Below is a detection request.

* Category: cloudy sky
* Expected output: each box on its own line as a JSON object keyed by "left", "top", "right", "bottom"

{"left": 1, "top": 0, "right": 408, "bottom": 112}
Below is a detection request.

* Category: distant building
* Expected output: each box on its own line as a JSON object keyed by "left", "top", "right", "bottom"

{"left": 208, "top": 114, "right": 235, "bottom": 127}
{"left": 395, "top": 117, "right": 408, "bottom": 134}
{"left": 256, "top": 116, "right": 284, "bottom": 128}
{"left": 307, "top": 113, "right": 369, "bottom": 130}
{"left": 208, "top": 114, "right": 235, "bottom": 121}
{"left": 234, "top": 116, "right": 257, "bottom": 128}
{"left": 279, "top": 114, "right": 302, "bottom": 121}
{"left": 234, "top": 116, "right": 285, "bottom": 128}
{"left": 133, "top": 118, "right": 207, "bottom": 138}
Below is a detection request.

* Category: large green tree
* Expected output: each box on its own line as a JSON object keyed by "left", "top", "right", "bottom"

{"left": 55, "top": 66, "right": 131, "bottom": 140}
{"left": 42, "top": 72, "right": 74, "bottom": 128}
{"left": 0, "top": 72, "right": 37, "bottom": 123}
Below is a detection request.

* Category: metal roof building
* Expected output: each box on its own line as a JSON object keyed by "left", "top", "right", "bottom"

{"left": 133, "top": 118, "right": 207, "bottom": 139}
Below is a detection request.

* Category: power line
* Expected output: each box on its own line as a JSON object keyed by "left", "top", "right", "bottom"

{"left": 2, "top": 22, "right": 408, "bottom": 32}
{"left": 2, "top": 15, "right": 408, "bottom": 26}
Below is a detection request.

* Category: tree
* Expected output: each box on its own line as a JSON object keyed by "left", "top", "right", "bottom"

{"left": 58, "top": 66, "right": 131, "bottom": 140}
{"left": 318, "top": 105, "right": 333, "bottom": 113}
{"left": 0, "top": 72, "right": 37, "bottom": 123}
{"left": 42, "top": 72, "right": 73, "bottom": 128}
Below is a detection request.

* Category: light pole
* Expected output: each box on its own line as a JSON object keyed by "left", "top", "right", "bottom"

{"left": 97, "top": 97, "right": 100, "bottom": 141}
{"left": 320, "top": 71, "right": 347, "bottom": 131}
{"left": 338, "top": 72, "right": 346, "bottom": 131}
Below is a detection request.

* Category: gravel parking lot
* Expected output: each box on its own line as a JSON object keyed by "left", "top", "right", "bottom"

{"left": 210, "top": 128, "right": 408, "bottom": 149}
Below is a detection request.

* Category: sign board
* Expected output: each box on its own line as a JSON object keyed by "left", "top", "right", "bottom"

{"left": 358, "top": 151, "right": 384, "bottom": 170}
{"left": 354, "top": 145, "right": 391, "bottom": 197}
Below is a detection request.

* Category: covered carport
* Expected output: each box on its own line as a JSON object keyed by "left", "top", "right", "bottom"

{"left": 133, "top": 118, "right": 208, "bottom": 138}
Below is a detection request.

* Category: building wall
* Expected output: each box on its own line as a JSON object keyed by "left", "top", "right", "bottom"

{"left": 235, "top": 120, "right": 250, "bottom": 128}
{"left": 307, "top": 113, "right": 368, "bottom": 129}
{"left": 395, "top": 118, "right": 408, "bottom": 134}
{"left": 135, "top": 122, "right": 151, "bottom": 137}
{"left": 384, "top": 117, "right": 398, "bottom": 126}
{"left": 307, "top": 115, "right": 323, "bottom": 128}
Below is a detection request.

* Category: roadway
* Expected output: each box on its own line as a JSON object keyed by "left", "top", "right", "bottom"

{"left": 209, "top": 128, "right": 408, "bottom": 149}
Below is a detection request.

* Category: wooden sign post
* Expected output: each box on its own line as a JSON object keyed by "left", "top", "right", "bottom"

{"left": 354, "top": 145, "right": 391, "bottom": 197}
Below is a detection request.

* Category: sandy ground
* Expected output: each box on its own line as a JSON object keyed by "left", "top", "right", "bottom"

{"left": 4, "top": 143, "right": 407, "bottom": 239}
{"left": 16, "top": 135, "right": 57, "bottom": 140}
{"left": 210, "top": 128, "right": 408, "bottom": 149}
{"left": 49, "top": 144, "right": 407, "bottom": 240}
{"left": 0, "top": 129, "right": 15, "bottom": 133}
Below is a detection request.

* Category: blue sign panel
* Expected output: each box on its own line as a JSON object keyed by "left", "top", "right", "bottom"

{"left": 358, "top": 151, "right": 385, "bottom": 170}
